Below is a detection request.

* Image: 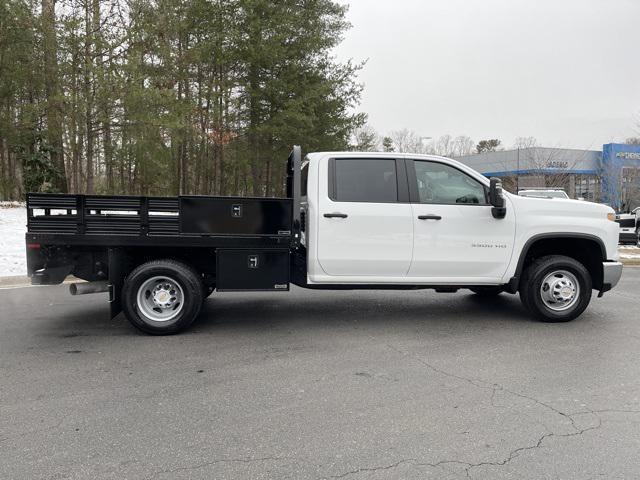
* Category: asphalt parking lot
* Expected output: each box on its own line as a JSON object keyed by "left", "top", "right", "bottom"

{"left": 1, "top": 269, "right": 639, "bottom": 480}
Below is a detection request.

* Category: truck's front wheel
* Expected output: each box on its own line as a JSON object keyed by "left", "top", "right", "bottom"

{"left": 122, "top": 259, "right": 204, "bottom": 335}
{"left": 519, "top": 255, "right": 592, "bottom": 322}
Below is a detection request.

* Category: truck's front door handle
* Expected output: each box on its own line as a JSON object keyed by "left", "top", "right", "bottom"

{"left": 418, "top": 215, "right": 442, "bottom": 220}
{"left": 324, "top": 213, "right": 348, "bottom": 219}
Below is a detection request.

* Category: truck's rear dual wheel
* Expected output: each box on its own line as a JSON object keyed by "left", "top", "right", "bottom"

{"left": 122, "top": 259, "right": 204, "bottom": 335}
{"left": 519, "top": 255, "right": 592, "bottom": 322}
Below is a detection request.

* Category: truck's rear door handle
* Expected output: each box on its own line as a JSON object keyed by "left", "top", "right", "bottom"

{"left": 418, "top": 215, "right": 442, "bottom": 220}
{"left": 324, "top": 213, "right": 348, "bottom": 218}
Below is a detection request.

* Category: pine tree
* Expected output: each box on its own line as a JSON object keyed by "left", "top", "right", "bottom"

{"left": 0, "top": 0, "right": 366, "bottom": 200}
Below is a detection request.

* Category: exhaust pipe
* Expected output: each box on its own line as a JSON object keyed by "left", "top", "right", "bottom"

{"left": 69, "top": 281, "right": 110, "bottom": 296}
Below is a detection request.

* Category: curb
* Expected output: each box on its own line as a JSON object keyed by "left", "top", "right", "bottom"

{"left": 0, "top": 276, "right": 80, "bottom": 289}
{"left": 0, "top": 276, "right": 31, "bottom": 288}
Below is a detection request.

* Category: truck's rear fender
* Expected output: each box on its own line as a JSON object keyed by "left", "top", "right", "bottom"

{"left": 105, "top": 247, "right": 217, "bottom": 318}
{"left": 27, "top": 244, "right": 75, "bottom": 285}
{"left": 509, "top": 234, "right": 606, "bottom": 292}
{"left": 28, "top": 243, "right": 109, "bottom": 285}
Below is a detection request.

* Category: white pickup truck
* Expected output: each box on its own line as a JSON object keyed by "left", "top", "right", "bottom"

{"left": 26, "top": 147, "right": 623, "bottom": 334}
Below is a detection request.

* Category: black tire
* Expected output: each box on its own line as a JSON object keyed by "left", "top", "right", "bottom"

{"left": 469, "top": 286, "right": 504, "bottom": 297}
{"left": 519, "top": 255, "right": 592, "bottom": 323}
{"left": 122, "top": 259, "right": 204, "bottom": 335}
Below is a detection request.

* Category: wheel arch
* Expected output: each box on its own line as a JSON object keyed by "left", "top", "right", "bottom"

{"left": 108, "top": 248, "right": 212, "bottom": 319}
{"left": 511, "top": 233, "right": 606, "bottom": 292}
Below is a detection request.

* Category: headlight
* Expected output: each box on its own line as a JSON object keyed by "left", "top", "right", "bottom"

{"left": 607, "top": 213, "right": 616, "bottom": 222}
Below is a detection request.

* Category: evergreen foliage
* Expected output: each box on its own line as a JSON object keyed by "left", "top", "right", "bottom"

{"left": 0, "top": 0, "right": 364, "bottom": 199}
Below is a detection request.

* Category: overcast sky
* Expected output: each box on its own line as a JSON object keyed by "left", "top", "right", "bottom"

{"left": 334, "top": 0, "right": 640, "bottom": 150}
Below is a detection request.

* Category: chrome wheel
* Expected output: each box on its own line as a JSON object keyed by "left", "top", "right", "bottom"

{"left": 539, "top": 270, "right": 580, "bottom": 312}
{"left": 136, "top": 276, "right": 184, "bottom": 322}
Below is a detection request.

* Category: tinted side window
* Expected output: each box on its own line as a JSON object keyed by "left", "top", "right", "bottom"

{"left": 413, "top": 161, "right": 487, "bottom": 205}
{"left": 334, "top": 159, "right": 398, "bottom": 203}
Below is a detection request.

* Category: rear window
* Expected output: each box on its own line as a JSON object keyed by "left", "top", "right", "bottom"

{"left": 332, "top": 159, "right": 397, "bottom": 203}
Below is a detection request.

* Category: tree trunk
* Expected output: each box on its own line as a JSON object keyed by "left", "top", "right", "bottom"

{"left": 42, "top": 0, "right": 67, "bottom": 192}
{"left": 83, "top": 0, "right": 94, "bottom": 193}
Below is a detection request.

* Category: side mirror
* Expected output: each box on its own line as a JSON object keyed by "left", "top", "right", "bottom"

{"left": 489, "top": 177, "right": 506, "bottom": 219}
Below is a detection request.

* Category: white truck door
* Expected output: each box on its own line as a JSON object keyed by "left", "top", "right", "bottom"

{"left": 406, "top": 159, "right": 516, "bottom": 280}
{"left": 317, "top": 157, "right": 413, "bottom": 277}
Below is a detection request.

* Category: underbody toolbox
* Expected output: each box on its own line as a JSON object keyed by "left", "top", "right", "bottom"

{"left": 216, "top": 249, "right": 290, "bottom": 291}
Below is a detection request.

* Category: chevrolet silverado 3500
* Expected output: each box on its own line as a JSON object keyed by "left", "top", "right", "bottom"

{"left": 25, "top": 147, "right": 623, "bottom": 334}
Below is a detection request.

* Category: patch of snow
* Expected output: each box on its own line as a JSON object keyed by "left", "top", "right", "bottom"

{"left": 619, "top": 250, "right": 640, "bottom": 259}
{"left": 0, "top": 201, "right": 25, "bottom": 208}
{"left": 0, "top": 205, "right": 27, "bottom": 277}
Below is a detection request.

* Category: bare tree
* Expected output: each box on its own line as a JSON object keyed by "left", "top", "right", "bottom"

{"left": 433, "top": 134, "right": 453, "bottom": 156}
{"left": 489, "top": 145, "right": 587, "bottom": 195}
{"left": 601, "top": 158, "right": 622, "bottom": 210}
{"left": 513, "top": 137, "right": 538, "bottom": 149}
{"left": 621, "top": 130, "right": 640, "bottom": 209}
{"left": 621, "top": 168, "right": 640, "bottom": 211}
{"left": 389, "top": 129, "right": 429, "bottom": 153}
{"left": 451, "top": 135, "right": 475, "bottom": 157}
{"left": 522, "top": 148, "right": 587, "bottom": 192}
{"left": 379, "top": 130, "right": 475, "bottom": 157}
{"left": 350, "top": 125, "right": 380, "bottom": 152}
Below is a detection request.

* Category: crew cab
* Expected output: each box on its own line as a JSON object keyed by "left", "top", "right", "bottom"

{"left": 25, "top": 147, "right": 623, "bottom": 334}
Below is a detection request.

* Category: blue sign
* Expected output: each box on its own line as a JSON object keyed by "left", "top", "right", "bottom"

{"left": 601, "top": 143, "right": 640, "bottom": 210}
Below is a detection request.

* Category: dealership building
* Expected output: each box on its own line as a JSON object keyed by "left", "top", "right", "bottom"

{"left": 456, "top": 143, "right": 640, "bottom": 211}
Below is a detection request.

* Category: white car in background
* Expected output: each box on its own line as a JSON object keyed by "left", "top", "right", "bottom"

{"left": 518, "top": 189, "right": 570, "bottom": 199}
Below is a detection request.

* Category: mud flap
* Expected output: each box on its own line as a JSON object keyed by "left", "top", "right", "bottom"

{"left": 31, "top": 264, "right": 74, "bottom": 285}
{"left": 108, "top": 248, "right": 132, "bottom": 319}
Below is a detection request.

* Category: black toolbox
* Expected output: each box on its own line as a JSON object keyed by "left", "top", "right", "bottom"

{"left": 216, "top": 249, "right": 290, "bottom": 291}
{"left": 179, "top": 196, "right": 292, "bottom": 236}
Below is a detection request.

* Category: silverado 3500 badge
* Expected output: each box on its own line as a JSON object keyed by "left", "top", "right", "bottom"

{"left": 471, "top": 242, "right": 508, "bottom": 249}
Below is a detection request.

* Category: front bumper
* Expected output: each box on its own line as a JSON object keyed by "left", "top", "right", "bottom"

{"left": 600, "top": 261, "right": 623, "bottom": 295}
